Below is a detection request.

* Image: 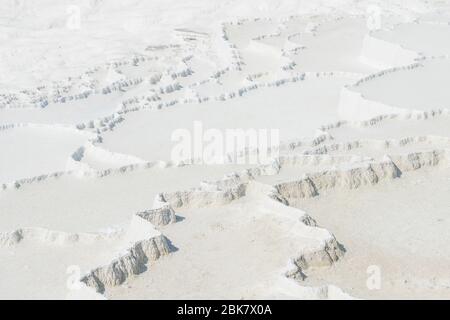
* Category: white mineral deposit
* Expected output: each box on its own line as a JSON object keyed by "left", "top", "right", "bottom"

{"left": 0, "top": 0, "right": 449, "bottom": 300}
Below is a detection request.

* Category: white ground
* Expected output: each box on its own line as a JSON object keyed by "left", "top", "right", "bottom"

{"left": 299, "top": 167, "right": 450, "bottom": 299}
{"left": 1, "top": 0, "right": 450, "bottom": 300}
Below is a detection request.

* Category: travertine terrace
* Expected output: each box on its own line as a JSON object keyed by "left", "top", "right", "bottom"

{"left": 0, "top": 0, "right": 449, "bottom": 300}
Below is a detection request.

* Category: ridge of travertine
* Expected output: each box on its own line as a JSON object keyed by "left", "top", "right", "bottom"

{"left": 78, "top": 198, "right": 178, "bottom": 295}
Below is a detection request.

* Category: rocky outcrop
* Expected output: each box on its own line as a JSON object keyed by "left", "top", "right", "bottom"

{"left": 136, "top": 204, "right": 177, "bottom": 226}
{"left": 275, "top": 150, "right": 446, "bottom": 201}
{"left": 80, "top": 233, "right": 171, "bottom": 293}
{"left": 286, "top": 236, "right": 344, "bottom": 280}
{"left": 162, "top": 183, "right": 247, "bottom": 209}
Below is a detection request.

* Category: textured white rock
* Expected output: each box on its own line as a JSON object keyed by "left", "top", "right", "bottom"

{"left": 81, "top": 233, "right": 171, "bottom": 293}
{"left": 2, "top": 0, "right": 450, "bottom": 300}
